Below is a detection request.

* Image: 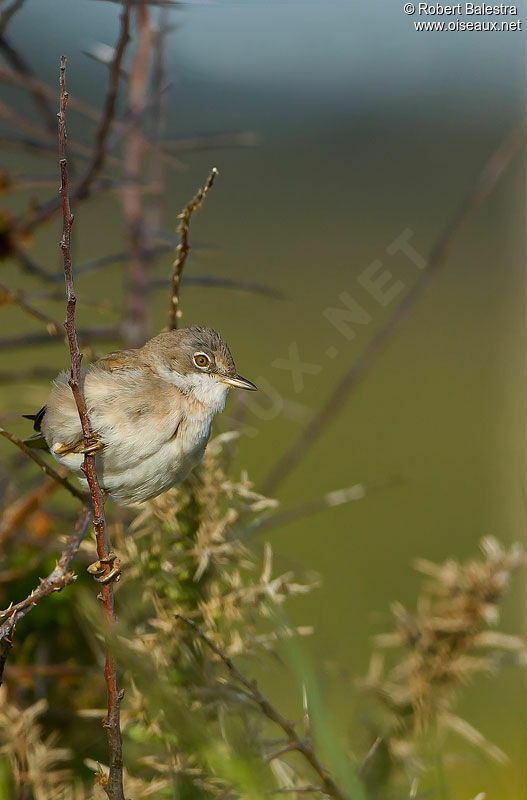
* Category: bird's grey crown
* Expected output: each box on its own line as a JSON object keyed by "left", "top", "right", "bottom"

{"left": 141, "top": 325, "right": 237, "bottom": 377}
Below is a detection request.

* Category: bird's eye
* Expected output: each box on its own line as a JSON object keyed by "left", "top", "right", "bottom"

{"left": 193, "top": 352, "right": 210, "bottom": 369}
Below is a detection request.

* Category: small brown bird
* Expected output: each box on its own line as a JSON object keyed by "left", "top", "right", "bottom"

{"left": 25, "top": 326, "right": 257, "bottom": 504}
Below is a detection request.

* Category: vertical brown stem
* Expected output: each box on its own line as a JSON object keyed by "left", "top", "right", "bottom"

{"left": 58, "top": 56, "right": 125, "bottom": 800}
{"left": 122, "top": 1, "right": 152, "bottom": 347}
{"left": 168, "top": 167, "right": 218, "bottom": 330}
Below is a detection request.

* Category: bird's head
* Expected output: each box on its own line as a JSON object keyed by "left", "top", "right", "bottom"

{"left": 142, "top": 326, "right": 257, "bottom": 412}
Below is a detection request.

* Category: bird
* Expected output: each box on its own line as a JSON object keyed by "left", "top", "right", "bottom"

{"left": 24, "top": 326, "right": 257, "bottom": 505}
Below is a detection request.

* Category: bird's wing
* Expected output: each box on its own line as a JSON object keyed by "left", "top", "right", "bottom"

{"left": 23, "top": 432, "right": 49, "bottom": 450}
{"left": 94, "top": 348, "right": 143, "bottom": 372}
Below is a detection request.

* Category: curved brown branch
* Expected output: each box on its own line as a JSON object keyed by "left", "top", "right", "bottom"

{"left": 168, "top": 166, "right": 219, "bottom": 330}
{"left": 176, "top": 614, "right": 350, "bottom": 800}
{"left": 0, "top": 281, "right": 62, "bottom": 335}
{"left": 260, "top": 119, "right": 527, "bottom": 496}
{"left": 0, "top": 504, "right": 93, "bottom": 684}
{"left": 58, "top": 56, "right": 125, "bottom": 800}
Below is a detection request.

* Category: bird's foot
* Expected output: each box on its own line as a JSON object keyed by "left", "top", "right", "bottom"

{"left": 87, "top": 553, "right": 121, "bottom": 584}
{"left": 76, "top": 434, "right": 105, "bottom": 455}
{"left": 53, "top": 434, "right": 104, "bottom": 456}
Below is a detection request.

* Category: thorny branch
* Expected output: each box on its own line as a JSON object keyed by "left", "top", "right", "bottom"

{"left": 260, "top": 119, "right": 527, "bottom": 496}
{"left": 0, "top": 503, "right": 93, "bottom": 684}
{"left": 176, "top": 614, "right": 349, "bottom": 800}
{"left": 58, "top": 56, "right": 125, "bottom": 800}
{"left": 168, "top": 166, "right": 219, "bottom": 329}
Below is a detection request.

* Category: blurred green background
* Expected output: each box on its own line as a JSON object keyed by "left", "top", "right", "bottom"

{"left": 1, "top": 1, "right": 526, "bottom": 796}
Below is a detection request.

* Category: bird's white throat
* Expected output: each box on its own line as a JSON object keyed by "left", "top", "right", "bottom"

{"left": 159, "top": 367, "right": 229, "bottom": 414}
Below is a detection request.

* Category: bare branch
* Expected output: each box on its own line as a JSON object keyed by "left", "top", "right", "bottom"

{"left": 0, "top": 367, "right": 57, "bottom": 382}
{"left": 0, "top": 504, "right": 93, "bottom": 683}
{"left": 15, "top": 2, "right": 131, "bottom": 234}
{"left": 239, "top": 480, "right": 398, "bottom": 541}
{"left": 176, "top": 614, "right": 349, "bottom": 800}
{"left": 0, "top": 326, "right": 119, "bottom": 350}
{"left": 168, "top": 167, "right": 219, "bottom": 329}
{"left": 260, "top": 118, "right": 527, "bottom": 496}
{"left": 0, "top": 427, "right": 88, "bottom": 501}
{"left": 58, "top": 56, "right": 125, "bottom": 800}
{"left": 270, "top": 788, "right": 325, "bottom": 796}
{"left": 0, "top": 281, "right": 62, "bottom": 335}
{"left": 163, "top": 131, "right": 259, "bottom": 153}
{"left": 0, "top": 0, "right": 26, "bottom": 36}
{"left": 75, "top": 0, "right": 131, "bottom": 200}
{"left": 14, "top": 245, "right": 57, "bottom": 281}
{"left": 0, "top": 38, "right": 57, "bottom": 134}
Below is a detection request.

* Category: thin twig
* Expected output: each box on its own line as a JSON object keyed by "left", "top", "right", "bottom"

{"left": 0, "top": 34, "right": 57, "bottom": 134}
{"left": 75, "top": 0, "right": 131, "bottom": 200}
{"left": 0, "top": 505, "right": 93, "bottom": 623}
{"left": 0, "top": 65, "right": 183, "bottom": 171}
{"left": 0, "top": 326, "right": 120, "bottom": 350}
{"left": 163, "top": 131, "right": 259, "bottom": 153}
{"left": 239, "top": 480, "right": 399, "bottom": 541}
{"left": 168, "top": 166, "right": 219, "bottom": 329}
{"left": 260, "top": 119, "right": 527, "bottom": 496}
{"left": 270, "top": 788, "right": 325, "bottom": 796}
{"left": 0, "top": 427, "right": 88, "bottom": 501}
{"left": 0, "top": 504, "right": 93, "bottom": 684}
{"left": 58, "top": 56, "right": 125, "bottom": 800}
{"left": 0, "top": 0, "right": 25, "bottom": 36}
{"left": 14, "top": 245, "right": 58, "bottom": 282}
{"left": 0, "top": 367, "right": 57, "bottom": 382}
{"left": 176, "top": 614, "right": 349, "bottom": 800}
{"left": 0, "top": 281, "right": 62, "bottom": 335}
{"left": 16, "top": 2, "right": 131, "bottom": 235}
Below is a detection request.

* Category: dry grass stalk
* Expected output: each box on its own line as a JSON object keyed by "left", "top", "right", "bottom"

{"left": 361, "top": 537, "right": 526, "bottom": 792}
{"left": 0, "top": 687, "right": 84, "bottom": 800}
{"left": 95, "top": 434, "right": 323, "bottom": 797}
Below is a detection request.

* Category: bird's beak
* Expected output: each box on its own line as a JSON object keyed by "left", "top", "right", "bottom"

{"left": 220, "top": 373, "right": 258, "bottom": 391}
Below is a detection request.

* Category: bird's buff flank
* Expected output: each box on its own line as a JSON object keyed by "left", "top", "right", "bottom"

{"left": 24, "top": 326, "right": 257, "bottom": 504}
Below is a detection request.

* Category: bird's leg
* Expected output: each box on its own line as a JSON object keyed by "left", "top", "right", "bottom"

{"left": 87, "top": 553, "right": 121, "bottom": 584}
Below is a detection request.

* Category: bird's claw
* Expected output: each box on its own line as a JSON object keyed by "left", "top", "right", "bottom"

{"left": 53, "top": 434, "right": 104, "bottom": 456}
{"left": 77, "top": 435, "right": 105, "bottom": 455}
{"left": 87, "top": 553, "right": 121, "bottom": 584}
